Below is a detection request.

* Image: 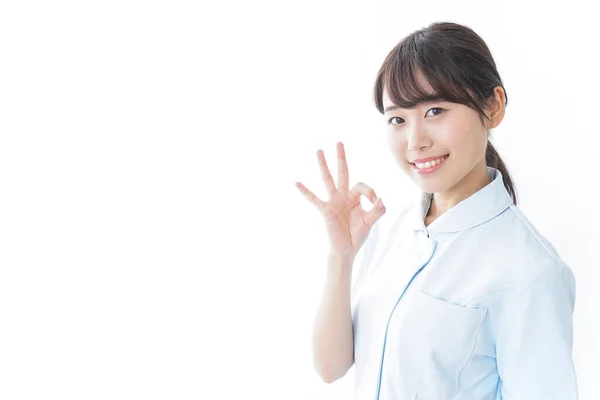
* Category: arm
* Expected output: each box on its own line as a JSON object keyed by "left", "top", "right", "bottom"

{"left": 496, "top": 258, "right": 578, "bottom": 399}
{"left": 311, "top": 252, "right": 356, "bottom": 383}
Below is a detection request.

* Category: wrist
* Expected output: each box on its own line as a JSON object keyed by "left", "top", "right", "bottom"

{"left": 328, "top": 250, "right": 355, "bottom": 270}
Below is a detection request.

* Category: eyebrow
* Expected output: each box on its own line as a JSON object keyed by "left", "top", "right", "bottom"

{"left": 384, "top": 105, "right": 402, "bottom": 113}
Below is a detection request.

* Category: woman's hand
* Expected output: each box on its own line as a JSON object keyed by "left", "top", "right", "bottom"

{"left": 296, "top": 142, "right": 386, "bottom": 262}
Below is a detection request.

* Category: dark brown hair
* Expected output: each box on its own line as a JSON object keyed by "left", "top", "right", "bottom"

{"left": 373, "top": 21, "right": 517, "bottom": 205}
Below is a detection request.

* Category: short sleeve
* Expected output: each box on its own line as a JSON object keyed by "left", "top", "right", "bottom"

{"left": 496, "top": 258, "right": 578, "bottom": 399}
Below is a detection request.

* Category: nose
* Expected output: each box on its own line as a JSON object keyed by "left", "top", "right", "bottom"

{"left": 406, "top": 121, "right": 432, "bottom": 152}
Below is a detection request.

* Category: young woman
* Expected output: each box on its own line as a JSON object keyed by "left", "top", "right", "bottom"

{"left": 295, "top": 21, "right": 577, "bottom": 399}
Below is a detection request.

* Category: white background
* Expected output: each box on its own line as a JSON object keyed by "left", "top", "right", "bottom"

{"left": 1, "top": 1, "right": 598, "bottom": 399}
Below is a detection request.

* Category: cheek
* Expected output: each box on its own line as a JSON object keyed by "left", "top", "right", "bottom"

{"left": 387, "top": 135, "right": 409, "bottom": 161}
{"left": 437, "top": 124, "right": 473, "bottom": 151}
{"left": 447, "top": 115, "right": 488, "bottom": 150}
{"left": 435, "top": 124, "right": 458, "bottom": 144}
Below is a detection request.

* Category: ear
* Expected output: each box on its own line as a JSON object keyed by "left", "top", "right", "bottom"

{"left": 485, "top": 86, "right": 506, "bottom": 130}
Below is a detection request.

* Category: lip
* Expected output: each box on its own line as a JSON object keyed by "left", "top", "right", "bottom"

{"left": 410, "top": 154, "right": 449, "bottom": 163}
{"left": 410, "top": 154, "right": 449, "bottom": 174}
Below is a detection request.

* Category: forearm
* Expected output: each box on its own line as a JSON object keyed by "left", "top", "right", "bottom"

{"left": 311, "top": 252, "right": 355, "bottom": 383}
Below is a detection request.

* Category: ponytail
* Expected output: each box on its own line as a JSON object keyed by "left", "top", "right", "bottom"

{"left": 486, "top": 141, "right": 517, "bottom": 205}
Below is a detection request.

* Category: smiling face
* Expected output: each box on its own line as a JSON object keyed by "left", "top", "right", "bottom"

{"left": 381, "top": 73, "right": 505, "bottom": 205}
{"left": 382, "top": 90, "right": 488, "bottom": 196}
{"left": 373, "top": 23, "right": 510, "bottom": 212}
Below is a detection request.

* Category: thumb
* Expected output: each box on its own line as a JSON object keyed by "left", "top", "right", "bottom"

{"left": 364, "top": 197, "right": 386, "bottom": 227}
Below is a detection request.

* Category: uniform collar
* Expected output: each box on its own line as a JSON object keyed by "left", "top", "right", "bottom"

{"left": 407, "top": 166, "right": 513, "bottom": 233}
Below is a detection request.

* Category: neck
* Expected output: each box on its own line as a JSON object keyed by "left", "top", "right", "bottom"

{"left": 428, "top": 163, "right": 491, "bottom": 219}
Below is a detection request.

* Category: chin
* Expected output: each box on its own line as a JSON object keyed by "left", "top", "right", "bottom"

{"left": 408, "top": 172, "right": 455, "bottom": 194}
{"left": 415, "top": 182, "right": 445, "bottom": 194}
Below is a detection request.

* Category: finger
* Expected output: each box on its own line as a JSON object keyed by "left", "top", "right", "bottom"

{"left": 364, "top": 197, "right": 386, "bottom": 227}
{"left": 337, "top": 142, "right": 350, "bottom": 191}
{"left": 317, "top": 149, "right": 337, "bottom": 196}
{"left": 350, "top": 182, "right": 378, "bottom": 204}
{"left": 295, "top": 181, "right": 326, "bottom": 211}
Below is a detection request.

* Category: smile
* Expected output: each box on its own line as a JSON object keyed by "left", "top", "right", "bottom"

{"left": 410, "top": 154, "right": 449, "bottom": 174}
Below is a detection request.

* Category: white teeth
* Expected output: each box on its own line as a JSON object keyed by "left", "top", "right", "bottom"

{"left": 415, "top": 155, "right": 447, "bottom": 169}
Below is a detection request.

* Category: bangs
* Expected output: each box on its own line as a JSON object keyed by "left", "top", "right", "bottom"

{"left": 374, "top": 35, "right": 486, "bottom": 117}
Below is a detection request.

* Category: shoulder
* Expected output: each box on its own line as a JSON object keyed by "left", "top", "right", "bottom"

{"left": 514, "top": 256, "right": 576, "bottom": 301}
{"left": 472, "top": 203, "right": 576, "bottom": 297}
{"left": 506, "top": 205, "right": 562, "bottom": 258}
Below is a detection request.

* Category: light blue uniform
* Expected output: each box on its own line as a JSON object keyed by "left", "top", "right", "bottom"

{"left": 350, "top": 167, "right": 577, "bottom": 399}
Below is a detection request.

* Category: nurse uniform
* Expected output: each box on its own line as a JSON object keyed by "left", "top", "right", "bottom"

{"left": 350, "top": 166, "right": 577, "bottom": 399}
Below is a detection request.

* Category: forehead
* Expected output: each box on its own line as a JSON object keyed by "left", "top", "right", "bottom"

{"left": 382, "top": 71, "right": 438, "bottom": 110}
{"left": 381, "top": 89, "right": 394, "bottom": 108}
{"left": 382, "top": 89, "right": 441, "bottom": 112}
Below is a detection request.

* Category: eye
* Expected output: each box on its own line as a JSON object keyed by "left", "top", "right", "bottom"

{"left": 387, "top": 117, "right": 404, "bottom": 126}
{"left": 426, "top": 107, "right": 445, "bottom": 117}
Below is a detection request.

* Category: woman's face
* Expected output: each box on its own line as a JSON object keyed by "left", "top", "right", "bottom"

{"left": 381, "top": 84, "right": 501, "bottom": 197}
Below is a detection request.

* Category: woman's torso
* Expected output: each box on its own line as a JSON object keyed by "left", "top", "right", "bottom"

{"left": 350, "top": 169, "right": 574, "bottom": 399}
